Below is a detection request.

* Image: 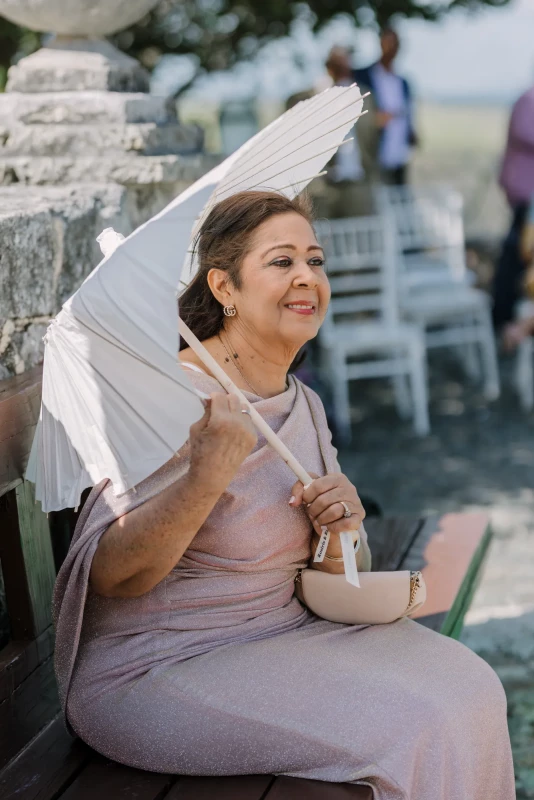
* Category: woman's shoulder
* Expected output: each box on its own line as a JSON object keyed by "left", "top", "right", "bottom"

{"left": 293, "top": 377, "right": 328, "bottom": 423}
{"left": 179, "top": 340, "right": 214, "bottom": 372}
{"left": 181, "top": 363, "right": 222, "bottom": 393}
{"left": 179, "top": 340, "right": 223, "bottom": 392}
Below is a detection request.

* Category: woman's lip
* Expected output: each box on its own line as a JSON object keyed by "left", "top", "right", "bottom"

{"left": 285, "top": 304, "right": 316, "bottom": 316}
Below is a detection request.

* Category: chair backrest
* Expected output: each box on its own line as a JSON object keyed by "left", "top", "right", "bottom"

{"left": 375, "top": 184, "right": 466, "bottom": 286}
{"left": 315, "top": 214, "right": 399, "bottom": 345}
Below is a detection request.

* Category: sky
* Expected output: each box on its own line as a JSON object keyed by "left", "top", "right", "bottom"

{"left": 152, "top": 0, "right": 534, "bottom": 105}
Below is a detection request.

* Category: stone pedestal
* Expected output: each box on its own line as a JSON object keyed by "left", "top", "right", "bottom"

{"left": 0, "top": 1, "right": 213, "bottom": 377}
{"left": 6, "top": 40, "right": 151, "bottom": 94}
{"left": 0, "top": 41, "right": 208, "bottom": 198}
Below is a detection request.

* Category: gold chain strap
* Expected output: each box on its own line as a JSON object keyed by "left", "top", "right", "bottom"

{"left": 408, "top": 571, "right": 423, "bottom": 611}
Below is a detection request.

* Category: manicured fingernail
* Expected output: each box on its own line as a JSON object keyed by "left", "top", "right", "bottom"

{"left": 289, "top": 496, "right": 295, "bottom": 505}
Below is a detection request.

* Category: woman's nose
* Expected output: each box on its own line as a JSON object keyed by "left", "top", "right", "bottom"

{"left": 292, "top": 262, "right": 318, "bottom": 287}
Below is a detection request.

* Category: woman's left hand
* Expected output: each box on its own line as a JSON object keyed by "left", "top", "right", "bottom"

{"left": 289, "top": 473, "right": 365, "bottom": 536}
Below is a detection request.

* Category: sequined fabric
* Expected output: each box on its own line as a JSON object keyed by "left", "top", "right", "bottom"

{"left": 54, "top": 374, "right": 515, "bottom": 799}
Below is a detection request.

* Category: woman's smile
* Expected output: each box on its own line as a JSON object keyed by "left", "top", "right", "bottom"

{"left": 284, "top": 300, "right": 317, "bottom": 316}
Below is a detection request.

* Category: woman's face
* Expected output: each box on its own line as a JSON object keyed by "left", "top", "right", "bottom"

{"left": 225, "top": 212, "right": 330, "bottom": 352}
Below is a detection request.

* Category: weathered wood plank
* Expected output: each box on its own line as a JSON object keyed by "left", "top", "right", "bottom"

{"left": 15, "top": 481, "right": 55, "bottom": 636}
{"left": 0, "top": 626, "right": 54, "bottom": 703}
{"left": 0, "top": 489, "right": 35, "bottom": 639}
{"left": 364, "top": 516, "right": 425, "bottom": 572}
{"left": 0, "top": 367, "right": 42, "bottom": 499}
{"left": 59, "top": 759, "right": 174, "bottom": 800}
{"left": 440, "top": 521, "right": 493, "bottom": 640}
{"left": 0, "top": 482, "right": 55, "bottom": 642}
{"left": 415, "top": 611, "right": 448, "bottom": 633}
{"left": 265, "top": 776, "right": 373, "bottom": 799}
{"left": 0, "top": 716, "right": 89, "bottom": 800}
{"left": 167, "top": 775, "right": 273, "bottom": 799}
{"left": 401, "top": 513, "right": 491, "bottom": 640}
{"left": 0, "top": 652, "right": 59, "bottom": 769}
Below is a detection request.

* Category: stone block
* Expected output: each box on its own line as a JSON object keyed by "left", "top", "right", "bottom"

{"left": 0, "top": 92, "right": 172, "bottom": 126}
{"left": 0, "top": 184, "right": 127, "bottom": 321}
{"left": 6, "top": 44, "right": 149, "bottom": 93}
{"left": 0, "top": 208, "right": 62, "bottom": 320}
{"left": 3, "top": 320, "right": 49, "bottom": 375}
{"left": 2, "top": 122, "right": 203, "bottom": 157}
{"left": 0, "top": 153, "right": 212, "bottom": 186}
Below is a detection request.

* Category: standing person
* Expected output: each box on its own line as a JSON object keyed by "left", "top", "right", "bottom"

{"left": 493, "top": 83, "right": 534, "bottom": 329}
{"left": 354, "top": 27, "right": 417, "bottom": 185}
{"left": 312, "top": 47, "right": 379, "bottom": 218}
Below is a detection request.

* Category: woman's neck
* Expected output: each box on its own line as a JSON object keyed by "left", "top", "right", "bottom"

{"left": 218, "top": 324, "right": 297, "bottom": 399}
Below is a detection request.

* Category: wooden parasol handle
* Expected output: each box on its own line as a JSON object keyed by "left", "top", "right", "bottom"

{"left": 178, "top": 318, "right": 360, "bottom": 586}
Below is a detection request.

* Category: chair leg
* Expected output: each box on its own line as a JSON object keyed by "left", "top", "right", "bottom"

{"left": 392, "top": 374, "right": 412, "bottom": 419}
{"left": 331, "top": 355, "right": 352, "bottom": 445}
{"left": 478, "top": 307, "right": 500, "bottom": 400}
{"left": 408, "top": 343, "right": 430, "bottom": 436}
{"left": 516, "top": 337, "right": 534, "bottom": 411}
{"left": 460, "top": 332, "right": 481, "bottom": 382}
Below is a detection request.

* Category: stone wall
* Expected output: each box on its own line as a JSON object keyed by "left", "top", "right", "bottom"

{"left": 0, "top": 34, "right": 214, "bottom": 381}
{"left": 0, "top": 150, "right": 213, "bottom": 379}
{"left": 0, "top": 184, "right": 127, "bottom": 378}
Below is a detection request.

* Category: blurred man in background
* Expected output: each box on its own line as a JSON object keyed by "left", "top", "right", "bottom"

{"left": 493, "top": 83, "right": 534, "bottom": 330}
{"left": 354, "top": 27, "right": 417, "bottom": 185}
{"left": 310, "top": 46, "right": 378, "bottom": 218}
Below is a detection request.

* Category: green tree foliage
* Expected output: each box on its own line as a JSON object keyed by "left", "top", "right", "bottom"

{"left": 113, "top": 0, "right": 511, "bottom": 73}
{"left": 0, "top": 18, "right": 38, "bottom": 87}
{"left": 0, "top": 0, "right": 511, "bottom": 89}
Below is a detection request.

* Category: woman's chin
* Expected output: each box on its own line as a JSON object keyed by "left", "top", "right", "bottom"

{"left": 280, "top": 325, "right": 319, "bottom": 349}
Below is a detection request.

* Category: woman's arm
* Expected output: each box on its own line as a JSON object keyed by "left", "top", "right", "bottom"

{"left": 90, "top": 393, "right": 257, "bottom": 598}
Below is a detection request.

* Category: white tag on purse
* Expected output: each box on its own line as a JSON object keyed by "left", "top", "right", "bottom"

{"left": 313, "top": 526, "right": 330, "bottom": 562}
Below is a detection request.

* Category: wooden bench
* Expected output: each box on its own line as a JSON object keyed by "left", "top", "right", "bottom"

{"left": 0, "top": 368, "right": 493, "bottom": 800}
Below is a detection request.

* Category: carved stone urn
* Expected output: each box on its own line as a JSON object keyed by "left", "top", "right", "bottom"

{"left": 0, "top": 0, "right": 162, "bottom": 92}
{"left": 0, "top": 0, "right": 160, "bottom": 37}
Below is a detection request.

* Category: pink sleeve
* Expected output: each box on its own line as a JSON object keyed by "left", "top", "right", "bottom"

{"left": 510, "top": 94, "right": 534, "bottom": 151}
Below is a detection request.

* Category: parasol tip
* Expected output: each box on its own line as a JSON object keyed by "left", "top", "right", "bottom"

{"left": 97, "top": 227, "right": 125, "bottom": 258}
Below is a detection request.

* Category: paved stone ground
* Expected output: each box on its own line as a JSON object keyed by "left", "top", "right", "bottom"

{"left": 336, "top": 352, "right": 534, "bottom": 798}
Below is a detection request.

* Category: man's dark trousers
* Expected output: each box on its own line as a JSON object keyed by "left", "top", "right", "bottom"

{"left": 492, "top": 204, "right": 528, "bottom": 329}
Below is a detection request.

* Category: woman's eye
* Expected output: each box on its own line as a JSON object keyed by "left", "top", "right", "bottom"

{"left": 270, "top": 257, "right": 325, "bottom": 269}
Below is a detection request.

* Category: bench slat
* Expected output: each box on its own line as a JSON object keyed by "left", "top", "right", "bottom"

{"left": 59, "top": 759, "right": 174, "bottom": 800}
{"left": 401, "top": 513, "right": 492, "bottom": 639}
{"left": 364, "top": 517, "right": 425, "bottom": 572}
{"left": 167, "top": 775, "right": 273, "bottom": 799}
{"left": 0, "top": 716, "right": 89, "bottom": 800}
{"left": 265, "top": 776, "right": 372, "bottom": 799}
{"left": 0, "top": 627, "right": 54, "bottom": 703}
{"left": 0, "top": 366, "right": 42, "bottom": 499}
{"left": 0, "top": 653, "right": 59, "bottom": 770}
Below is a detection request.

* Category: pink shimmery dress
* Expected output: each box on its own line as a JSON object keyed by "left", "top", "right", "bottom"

{"left": 54, "top": 372, "right": 515, "bottom": 799}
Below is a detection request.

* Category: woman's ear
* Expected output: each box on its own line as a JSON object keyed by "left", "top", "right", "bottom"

{"left": 207, "top": 268, "right": 233, "bottom": 307}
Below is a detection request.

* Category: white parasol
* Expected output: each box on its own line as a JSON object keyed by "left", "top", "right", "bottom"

{"left": 26, "top": 85, "right": 366, "bottom": 584}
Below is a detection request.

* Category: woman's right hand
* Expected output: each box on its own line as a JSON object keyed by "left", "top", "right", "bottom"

{"left": 188, "top": 392, "right": 257, "bottom": 489}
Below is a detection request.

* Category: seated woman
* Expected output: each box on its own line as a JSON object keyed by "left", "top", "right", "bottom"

{"left": 54, "top": 191, "right": 515, "bottom": 799}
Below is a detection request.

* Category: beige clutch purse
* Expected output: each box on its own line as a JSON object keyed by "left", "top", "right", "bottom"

{"left": 295, "top": 568, "right": 426, "bottom": 625}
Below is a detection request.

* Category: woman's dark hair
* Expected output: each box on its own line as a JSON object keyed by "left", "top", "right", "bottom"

{"left": 179, "top": 190, "right": 314, "bottom": 348}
